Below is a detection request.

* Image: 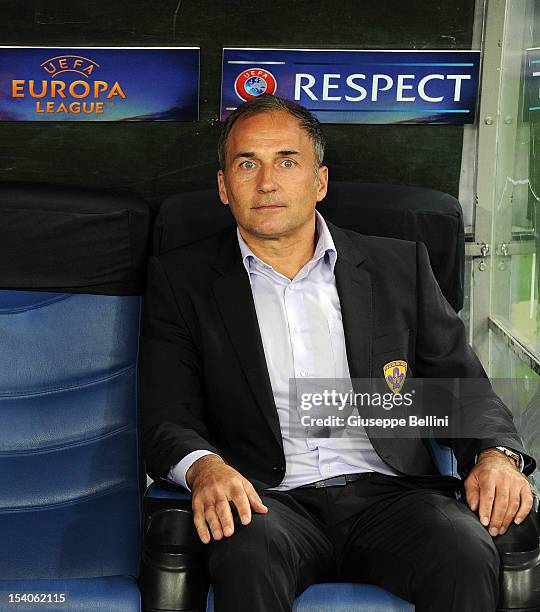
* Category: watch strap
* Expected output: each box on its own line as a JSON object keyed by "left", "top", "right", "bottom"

{"left": 495, "top": 446, "right": 524, "bottom": 472}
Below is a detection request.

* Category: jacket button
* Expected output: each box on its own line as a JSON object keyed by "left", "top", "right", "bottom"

{"left": 272, "top": 462, "right": 285, "bottom": 473}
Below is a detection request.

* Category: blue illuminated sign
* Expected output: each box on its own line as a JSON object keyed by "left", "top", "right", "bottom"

{"left": 526, "top": 47, "right": 540, "bottom": 116}
{"left": 0, "top": 47, "right": 200, "bottom": 121}
{"left": 221, "top": 48, "right": 480, "bottom": 125}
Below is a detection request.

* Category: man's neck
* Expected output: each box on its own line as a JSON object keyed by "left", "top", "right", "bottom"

{"left": 239, "top": 220, "right": 317, "bottom": 281}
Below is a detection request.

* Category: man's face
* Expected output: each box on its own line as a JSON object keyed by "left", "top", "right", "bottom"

{"left": 217, "top": 110, "right": 328, "bottom": 240}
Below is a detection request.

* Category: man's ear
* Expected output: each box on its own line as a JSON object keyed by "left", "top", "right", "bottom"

{"left": 316, "top": 165, "right": 329, "bottom": 202}
{"left": 217, "top": 170, "right": 230, "bottom": 206}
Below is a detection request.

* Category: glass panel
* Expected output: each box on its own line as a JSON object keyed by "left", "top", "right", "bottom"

{"left": 490, "top": 328, "right": 540, "bottom": 492}
{"left": 490, "top": 0, "right": 540, "bottom": 354}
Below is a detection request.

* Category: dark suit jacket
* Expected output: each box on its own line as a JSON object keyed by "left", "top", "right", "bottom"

{"left": 140, "top": 221, "right": 535, "bottom": 489}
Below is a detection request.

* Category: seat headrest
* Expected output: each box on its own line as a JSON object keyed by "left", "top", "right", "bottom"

{"left": 155, "top": 181, "right": 463, "bottom": 312}
{"left": 0, "top": 182, "right": 151, "bottom": 295}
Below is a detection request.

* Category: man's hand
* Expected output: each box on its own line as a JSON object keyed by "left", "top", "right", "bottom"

{"left": 187, "top": 454, "right": 268, "bottom": 544}
{"left": 464, "top": 448, "right": 533, "bottom": 537}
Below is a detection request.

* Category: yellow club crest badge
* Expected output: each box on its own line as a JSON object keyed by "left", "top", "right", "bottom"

{"left": 383, "top": 360, "right": 407, "bottom": 394}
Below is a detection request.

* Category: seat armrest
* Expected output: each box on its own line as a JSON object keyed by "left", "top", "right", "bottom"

{"left": 146, "top": 482, "right": 192, "bottom": 500}
{"left": 144, "top": 482, "right": 193, "bottom": 526}
{"left": 428, "top": 439, "right": 458, "bottom": 478}
{"left": 140, "top": 483, "right": 208, "bottom": 612}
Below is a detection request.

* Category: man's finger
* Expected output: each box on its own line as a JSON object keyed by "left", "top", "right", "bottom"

{"left": 215, "top": 497, "right": 235, "bottom": 537}
{"left": 246, "top": 486, "right": 268, "bottom": 515}
{"left": 232, "top": 486, "right": 254, "bottom": 526}
{"left": 514, "top": 483, "right": 534, "bottom": 525}
{"left": 488, "top": 483, "right": 509, "bottom": 536}
{"left": 204, "top": 507, "right": 223, "bottom": 541}
{"left": 243, "top": 479, "right": 268, "bottom": 513}
{"left": 193, "top": 504, "right": 211, "bottom": 544}
{"left": 464, "top": 479, "right": 480, "bottom": 512}
{"left": 478, "top": 476, "right": 496, "bottom": 528}
{"left": 499, "top": 489, "right": 521, "bottom": 535}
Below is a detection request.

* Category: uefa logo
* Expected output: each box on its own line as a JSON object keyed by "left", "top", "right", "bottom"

{"left": 11, "top": 53, "right": 127, "bottom": 116}
{"left": 234, "top": 68, "right": 277, "bottom": 101}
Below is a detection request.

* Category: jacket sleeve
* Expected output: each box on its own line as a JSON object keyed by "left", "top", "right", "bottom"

{"left": 415, "top": 241, "right": 535, "bottom": 477}
{"left": 140, "top": 255, "right": 220, "bottom": 482}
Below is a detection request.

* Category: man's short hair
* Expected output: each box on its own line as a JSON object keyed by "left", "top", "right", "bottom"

{"left": 218, "top": 94, "right": 326, "bottom": 170}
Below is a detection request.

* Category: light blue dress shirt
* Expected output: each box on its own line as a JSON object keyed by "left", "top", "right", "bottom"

{"left": 169, "top": 212, "right": 398, "bottom": 490}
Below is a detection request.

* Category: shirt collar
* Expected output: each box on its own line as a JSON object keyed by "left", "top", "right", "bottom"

{"left": 237, "top": 210, "right": 337, "bottom": 274}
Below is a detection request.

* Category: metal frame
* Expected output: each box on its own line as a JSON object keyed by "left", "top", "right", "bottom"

{"left": 472, "top": 0, "right": 540, "bottom": 375}
{"left": 471, "top": 0, "right": 506, "bottom": 369}
{"left": 461, "top": 0, "right": 487, "bottom": 235}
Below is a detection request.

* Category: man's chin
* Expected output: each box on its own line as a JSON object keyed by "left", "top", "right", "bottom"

{"left": 236, "top": 212, "right": 315, "bottom": 241}
{"left": 242, "top": 221, "right": 295, "bottom": 240}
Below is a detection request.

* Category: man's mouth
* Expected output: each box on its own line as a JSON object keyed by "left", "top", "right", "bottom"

{"left": 252, "top": 203, "right": 286, "bottom": 210}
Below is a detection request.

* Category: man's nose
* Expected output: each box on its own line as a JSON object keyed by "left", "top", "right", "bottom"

{"left": 257, "top": 164, "right": 277, "bottom": 193}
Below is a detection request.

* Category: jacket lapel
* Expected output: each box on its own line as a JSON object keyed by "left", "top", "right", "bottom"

{"left": 211, "top": 231, "right": 283, "bottom": 449}
{"left": 330, "top": 224, "right": 405, "bottom": 467}
{"left": 329, "top": 223, "right": 373, "bottom": 380}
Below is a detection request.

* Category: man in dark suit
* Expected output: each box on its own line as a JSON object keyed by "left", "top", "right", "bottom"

{"left": 141, "top": 95, "right": 535, "bottom": 612}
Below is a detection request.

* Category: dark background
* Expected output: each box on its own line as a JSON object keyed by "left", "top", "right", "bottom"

{"left": 0, "top": 0, "right": 476, "bottom": 210}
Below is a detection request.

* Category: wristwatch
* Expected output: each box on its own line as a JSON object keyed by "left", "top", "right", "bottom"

{"left": 495, "top": 446, "right": 524, "bottom": 472}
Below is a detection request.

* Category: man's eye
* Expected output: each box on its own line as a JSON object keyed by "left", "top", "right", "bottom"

{"left": 240, "top": 160, "right": 256, "bottom": 169}
{"left": 282, "top": 159, "right": 296, "bottom": 168}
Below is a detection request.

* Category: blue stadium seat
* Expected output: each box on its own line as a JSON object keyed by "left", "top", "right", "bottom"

{"left": 0, "top": 183, "right": 150, "bottom": 612}
{"left": 210, "top": 582, "right": 414, "bottom": 611}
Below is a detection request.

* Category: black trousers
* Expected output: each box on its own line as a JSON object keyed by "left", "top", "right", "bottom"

{"left": 204, "top": 473, "right": 504, "bottom": 612}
